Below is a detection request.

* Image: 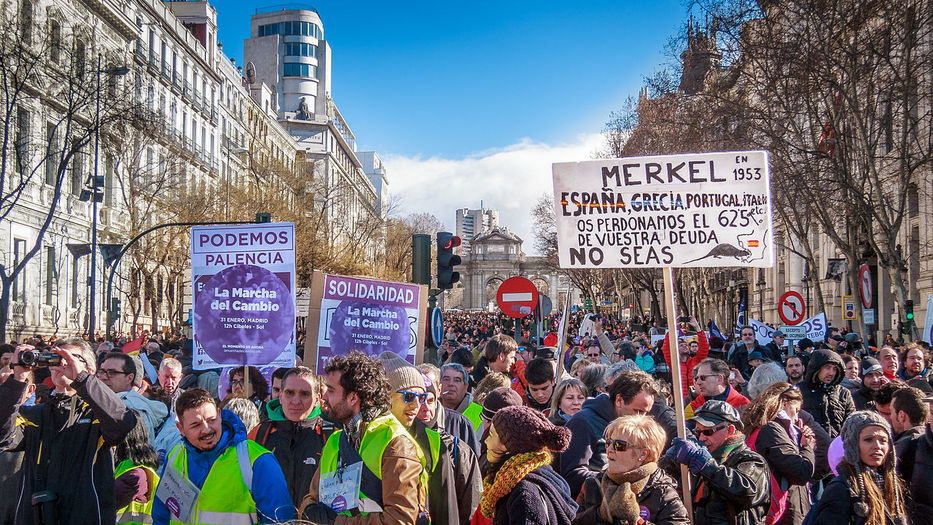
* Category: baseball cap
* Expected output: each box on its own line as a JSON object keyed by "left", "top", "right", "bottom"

{"left": 689, "top": 400, "right": 744, "bottom": 430}
{"left": 534, "top": 347, "right": 559, "bottom": 360}
{"left": 845, "top": 333, "right": 861, "bottom": 343}
{"left": 772, "top": 330, "right": 785, "bottom": 338}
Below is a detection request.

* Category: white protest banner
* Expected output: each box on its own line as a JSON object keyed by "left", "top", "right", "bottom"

{"left": 552, "top": 151, "right": 774, "bottom": 268}
{"left": 191, "top": 223, "right": 296, "bottom": 370}
{"left": 747, "top": 313, "right": 827, "bottom": 346}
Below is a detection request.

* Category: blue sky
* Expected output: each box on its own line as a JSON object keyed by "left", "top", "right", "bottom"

{"left": 216, "top": 1, "right": 690, "bottom": 245}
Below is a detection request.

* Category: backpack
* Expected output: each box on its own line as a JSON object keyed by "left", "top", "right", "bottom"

{"left": 746, "top": 427, "right": 789, "bottom": 525}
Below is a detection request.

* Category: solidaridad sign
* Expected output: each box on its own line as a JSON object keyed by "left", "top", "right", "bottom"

{"left": 552, "top": 151, "right": 774, "bottom": 268}
{"left": 191, "top": 223, "right": 297, "bottom": 370}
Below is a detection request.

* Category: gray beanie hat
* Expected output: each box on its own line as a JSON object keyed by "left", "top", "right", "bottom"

{"left": 841, "top": 410, "right": 894, "bottom": 470}
{"left": 377, "top": 351, "right": 427, "bottom": 393}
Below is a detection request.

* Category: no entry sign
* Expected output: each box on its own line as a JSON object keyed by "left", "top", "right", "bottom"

{"left": 778, "top": 291, "right": 807, "bottom": 325}
{"left": 497, "top": 277, "right": 539, "bottom": 318}
{"left": 858, "top": 264, "right": 872, "bottom": 309}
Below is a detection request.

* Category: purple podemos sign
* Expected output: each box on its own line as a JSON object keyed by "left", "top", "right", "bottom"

{"left": 315, "top": 275, "right": 421, "bottom": 373}
{"left": 191, "top": 224, "right": 296, "bottom": 370}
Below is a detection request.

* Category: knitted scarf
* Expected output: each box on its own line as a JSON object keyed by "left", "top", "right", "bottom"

{"left": 480, "top": 451, "right": 552, "bottom": 519}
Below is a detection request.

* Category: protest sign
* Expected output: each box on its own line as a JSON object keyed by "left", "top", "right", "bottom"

{"left": 191, "top": 224, "right": 296, "bottom": 370}
{"left": 552, "top": 151, "right": 774, "bottom": 268}
{"left": 746, "top": 313, "right": 827, "bottom": 346}
{"left": 305, "top": 272, "right": 427, "bottom": 374}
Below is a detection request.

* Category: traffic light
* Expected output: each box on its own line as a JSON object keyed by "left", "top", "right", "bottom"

{"left": 436, "top": 232, "right": 461, "bottom": 289}
{"left": 905, "top": 300, "right": 915, "bottom": 321}
{"left": 411, "top": 234, "right": 431, "bottom": 285}
{"left": 255, "top": 212, "right": 271, "bottom": 223}
{"left": 110, "top": 297, "right": 121, "bottom": 320}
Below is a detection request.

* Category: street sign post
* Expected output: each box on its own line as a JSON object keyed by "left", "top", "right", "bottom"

{"left": 843, "top": 296, "right": 857, "bottom": 321}
{"left": 496, "top": 277, "right": 539, "bottom": 318}
{"left": 858, "top": 264, "right": 872, "bottom": 309}
{"left": 863, "top": 308, "right": 875, "bottom": 325}
{"left": 778, "top": 325, "right": 808, "bottom": 339}
{"left": 430, "top": 307, "right": 444, "bottom": 347}
{"left": 778, "top": 291, "right": 807, "bottom": 325}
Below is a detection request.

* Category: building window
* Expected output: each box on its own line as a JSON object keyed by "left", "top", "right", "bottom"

{"left": 45, "top": 122, "right": 58, "bottom": 185}
{"left": 45, "top": 245, "right": 56, "bottom": 305}
{"left": 12, "top": 238, "right": 26, "bottom": 302}
{"left": 15, "top": 107, "right": 29, "bottom": 175}
{"left": 258, "top": 21, "right": 321, "bottom": 39}
{"left": 49, "top": 20, "right": 61, "bottom": 62}
{"left": 75, "top": 39, "right": 86, "bottom": 80}
{"left": 104, "top": 154, "right": 114, "bottom": 206}
{"left": 19, "top": 0, "right": 33, "bottom": 43}
{"left": 70, "top": 255, "right": 79, "bottom": 308}
{"left": 284, "top": 42, "right": 317, "bottom": 57}
{"left": 283, "top": 63, "right": 317, "bottom": 78}
{"left": 71, "top": 140, "right": 84, "bottom": 196}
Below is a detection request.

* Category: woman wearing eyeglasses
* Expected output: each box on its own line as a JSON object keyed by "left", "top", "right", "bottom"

{"left": 574, "top": 415, "right": 690, "bottom": 525}
{"left": 741, "top": 382, "right": 817, "bottom": 525}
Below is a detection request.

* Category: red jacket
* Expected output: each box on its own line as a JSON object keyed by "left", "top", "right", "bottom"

{"left": 662, "top": 331, "right": 709, "bottom": 398}
{"left": 688, "top": 385, "right": 750, "bottom": 418}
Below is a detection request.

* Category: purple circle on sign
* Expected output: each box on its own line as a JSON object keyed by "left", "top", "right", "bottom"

{"left": 166, "top": 497, "right": 181, "bottom": 517}
{"left": 332, "top": 495, "right": 347, "bottom": 512}
{"left": 328, "top": 301, "right": 410, "bottom": 358}
{"left": 194, "top": 264, "right": 294, "bottom": 365}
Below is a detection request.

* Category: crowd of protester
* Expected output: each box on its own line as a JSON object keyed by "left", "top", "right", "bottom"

{"left": 0, "top": 308, "right": 931, "bottom": 525}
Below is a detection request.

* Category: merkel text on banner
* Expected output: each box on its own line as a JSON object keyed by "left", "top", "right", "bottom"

{"left": 191, "top": 223, "right": 297, "bottom": 370}
{"left": 552, "top": 151, "right": 774, "bottom": 268}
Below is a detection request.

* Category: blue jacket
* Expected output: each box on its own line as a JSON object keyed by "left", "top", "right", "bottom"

{"left": 559, "top": 393, "right": 616, "bottom": 498}
{"left": 152, "top": 410, "right": 295, "bottom": 524}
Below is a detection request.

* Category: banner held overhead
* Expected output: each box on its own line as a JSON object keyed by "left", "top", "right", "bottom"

{"left": 552, "top": 151, "right": 774, "bottom": 269}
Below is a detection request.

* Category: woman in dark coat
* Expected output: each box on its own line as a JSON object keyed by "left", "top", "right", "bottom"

{"left": 574, "top": 414, "right": 690, "bottom": 525}
{"left": 810, "top": 411, "right": 907, "bottom": 525}
{"left": 741, "top": 382, "right": 817, "bottom": 525}
{"left": 481, "top": 405, "right": 579, "bottom": 525}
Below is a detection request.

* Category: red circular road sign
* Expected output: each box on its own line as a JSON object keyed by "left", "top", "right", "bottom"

{"left": 778, "top": 291, "right": 807, "bottom": 325}
{"left": 496, "top": 277, "right": 539, "bottom": 318}
{"left": 858, "top": 264, "right": 872, "bottom": 309}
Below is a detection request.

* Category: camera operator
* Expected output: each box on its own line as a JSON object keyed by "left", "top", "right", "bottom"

{"left": 0, "top": 338, "right": 135, "bottom": 525}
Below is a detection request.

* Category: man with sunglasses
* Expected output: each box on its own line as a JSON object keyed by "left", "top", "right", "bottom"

{"left": 300, "top": 351, "right": 429, "bottom": 524}
{"left": 666, "top": 400, "right": 770, "bottom": 525}
{"left": 0, "top": 338, "right": 136, "bottom": 525}
{"left": 381, "top": 353, "right": 458, "bottom": 525}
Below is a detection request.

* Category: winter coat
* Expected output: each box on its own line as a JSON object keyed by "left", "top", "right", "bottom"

{"left": 894, "top": 423, "right": 933, "bottom": 525}
{"left": 692, "top": 438, "right": 771, "bottom": 525}
{"left": 662, "top": 331, "right": 710, "bottom": 398}
{"left": 688, "top": 385, "right": 750, "bottom": 418}
{"left": 247, "top": 399, "right": 335, "bottom": 509}
{"left": 729, "top": 342, "right": 767, "bottom": 380}
{"left": 442, "top": 407, "right": 481, "bottom": 457}
{"left": 152, "top": 409, "right": 295, "bottom": 524}
{"left": 560, "top": 393, "right": 617, "bottom": 497}
{"left": 300, "top": 415, "right": 427, "bottom": 525}
{"left": 0, "top": 374, "right": 136, "bottom": 525}
{"left": 764, "top": 342, "right": 784, "bottom": 363}
{"left": 850, "top": 385, "right": 877, "bottom": 411}
{"left": 799, "top": 349, "right": 855, "bottom": 438}
{"left": 752, "top": 417, "right": 816, "bottom": 525}
{"left": 635, "top": 353, "right": 656, "bottom": 374}
{"left": 809, "top": 468, "right": 907, "bottom": 525}
{"left": 491, "top": 465, "right": 578, "bottom": 525}
{"left": 118, "top": 389, "right": 168, "bottom": 443}
{"left": 411, "top": 420, "right": 458, "bottom": 525}
{"left": 574, "top": 466, "right": 690, "bottom": 525}
{"left": 431, "top": 420, "right": 482, "bottom": 525}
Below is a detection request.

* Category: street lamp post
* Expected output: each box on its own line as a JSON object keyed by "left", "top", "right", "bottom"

{"left": 757, "top": 270, "right": 766, "bottom": 320}
{"left": 82, "top": 54, "right": 128, "bottom": 342}
{"left": 224, "top": 137, "right": 248, "bottom": 220}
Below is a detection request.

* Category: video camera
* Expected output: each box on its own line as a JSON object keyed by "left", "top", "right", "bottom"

{"left": 17, "top": 350, "right": 62, "bottom": 368}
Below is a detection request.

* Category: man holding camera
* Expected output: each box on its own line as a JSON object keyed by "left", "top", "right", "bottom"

{"left": 0, "top": 338, "right": 136, "bottom": 525}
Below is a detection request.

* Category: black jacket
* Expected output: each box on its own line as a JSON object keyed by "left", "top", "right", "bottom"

{"left": 810, "top": 467, "right": 907, "bottom": 525}
{"left": 250, "top": 406, "right": 335, "bottom": 509}
{"left": 799, "top": 349, "right": 855, "bottom": 438}
{"left": 894, "top": 424, "right": 933, "bottom": 525}
{"left": 753, "top": 418, "right": 816, "bottom": 525}
{"left": 574, "top": 467, "right": 690, "bottom": 525}
{"left": 432, "top": 422, "right": 482, "bottom": 525}
{"left": 692, "top": 438, "right": 771, "bottom": 525}
{"left": 560, "top": 393, "right": 616, "bottom": 497}
{"left": 850, "top": 384, "right": 876, "bottom": 411}
{"left": 730, "top": 342, "right": 767, "bottom": 380}
{"left": 410, "top": 420, "right": 458, "bottom": 525}
{"left": 492, "top": 465, "right": 578, "bottom": 525}
{"left": 0, "top": 374, "right": 135, "bottom": 525}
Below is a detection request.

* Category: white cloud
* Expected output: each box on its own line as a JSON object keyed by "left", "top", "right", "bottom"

{"left": 383, "top": 133, "right": 605, "bottom": 255}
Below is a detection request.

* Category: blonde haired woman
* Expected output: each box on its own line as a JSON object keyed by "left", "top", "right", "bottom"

{"left": 549, "top": 378, "right": 587, "bottom": 427}
{"left": 574, "top": 415, "right": 689, "bottom": 525}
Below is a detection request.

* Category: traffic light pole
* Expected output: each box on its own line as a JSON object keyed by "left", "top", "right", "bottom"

{"left": 104, "top": 217, "right": 266, "bottom": 340}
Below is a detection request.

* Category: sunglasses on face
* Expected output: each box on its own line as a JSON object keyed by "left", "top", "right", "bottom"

{"left": 696, "top": 424, "right": 727, "bottom": 437}
{"left": 609, "top": 438, "right": 636, "bottom": 452}
{"left": 397, "top": 390, "right": 429, "bottom": 405}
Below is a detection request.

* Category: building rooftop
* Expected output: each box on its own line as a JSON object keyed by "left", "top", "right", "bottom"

{"left": 254, "top": 4, "right": 318, "bottom": 15}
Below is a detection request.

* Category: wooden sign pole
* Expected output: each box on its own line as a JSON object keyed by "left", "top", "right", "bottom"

{"left": 662, "top": 266, "right": 693, "bottom": 519}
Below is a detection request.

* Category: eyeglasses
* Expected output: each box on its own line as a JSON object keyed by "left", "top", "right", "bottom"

{"left": 230, "top": 379, "right": 244, "bottom": 387}
{"left": 693, "top": 374, "right": 717, "bottom": 382}
{"left": 609, "top": 438, "right": 637, "bottom": 452}
{"left": 397, "top": 390, "right": 429, "bottom": 405}
{"left": 96, "top": 368, "right": 128, "bottom": 378}
{"left": 696, "top": 424, "right": 727, "bottom": 436}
